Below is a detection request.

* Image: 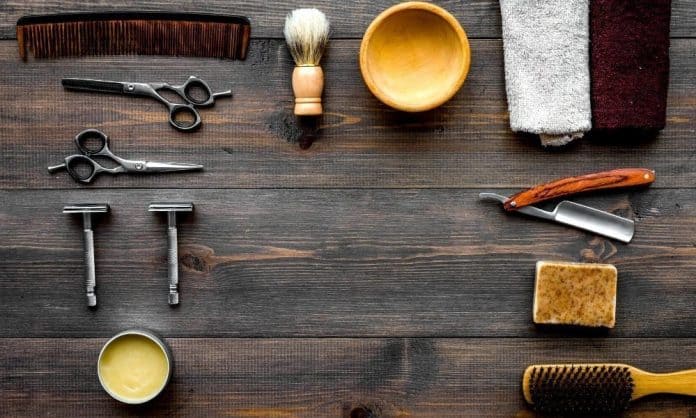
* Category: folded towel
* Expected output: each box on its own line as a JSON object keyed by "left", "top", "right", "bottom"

{"left": 499, "top": 0, "right": 592, "bottom": 147}
{"left": 591, "top": 0, "right": 671, "bottom": 130}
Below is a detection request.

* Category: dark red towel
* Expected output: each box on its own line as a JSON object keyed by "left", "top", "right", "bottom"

{"left": 590, "top": 0, "right": 671, "bottom": 130}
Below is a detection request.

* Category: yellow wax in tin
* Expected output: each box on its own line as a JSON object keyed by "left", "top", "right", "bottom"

{"left": 98, "top": 334, "right": 169, "bottom": 403}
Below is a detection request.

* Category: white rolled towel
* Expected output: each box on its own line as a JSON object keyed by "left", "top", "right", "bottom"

{"left": 499, "top": 0, "right": 592, "bottom": 147}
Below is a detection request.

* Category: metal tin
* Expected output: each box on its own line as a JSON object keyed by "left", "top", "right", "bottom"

{"left": 97, "top": 329, "right": 173, "bottom": 404}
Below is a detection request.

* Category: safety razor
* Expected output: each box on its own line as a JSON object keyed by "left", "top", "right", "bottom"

{"left": 149, "top": 202, "right": 193, "bottom": 305}
{"left": 63, "top": 203, "right": 109, "bottom": 307}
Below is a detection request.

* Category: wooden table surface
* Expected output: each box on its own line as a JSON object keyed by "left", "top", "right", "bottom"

{"left": 1, "top": 1, "right": 695, "bottom": 417}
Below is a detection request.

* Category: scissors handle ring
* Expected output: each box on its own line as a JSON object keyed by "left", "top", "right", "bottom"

{"left": 168, "top": 104, "right": 202, "bottom": 132}
{"left": 74, "top": 129, "right": 109, "bottom": 156}
{"left": 180, "top": 76, "right": 216, "bottom": 106}
{"left": 64, "top": 154, "right": 100, "bottom": 184}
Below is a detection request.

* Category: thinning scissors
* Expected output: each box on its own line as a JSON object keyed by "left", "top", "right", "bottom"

{"left": 62, "top": 76, "right": 232, "bottom": 131}
{"left": 48, "top": 129, "right": 203, "bottom": 184}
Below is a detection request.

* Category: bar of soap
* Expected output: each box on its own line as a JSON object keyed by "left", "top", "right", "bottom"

{"left": 533, "top": 261, "right": 617, "bottom": 328}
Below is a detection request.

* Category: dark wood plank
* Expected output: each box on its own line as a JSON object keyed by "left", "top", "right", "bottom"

{"left": 2, "top": 0, "right": 500, "bottom": 39}
{"left": 1, "top": 188, "right": 694, "bottom": 338}
{"left": 0, "top": 39, "right": 694, "bottom": 189}
{"left": 2, "top": 0, "right": 695, "bottom": 39}
{"left": 1, "top": 1, "right": 694, "bottom": 416}
{"left": 1, "top": 337, "right": 694, "bottom": 417}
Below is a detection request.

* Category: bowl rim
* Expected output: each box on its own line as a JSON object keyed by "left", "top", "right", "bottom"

{"left": 97, "top": 329, "right": 172, "bottom": 405}
{"left": 359, "top": 1, "right": 471, "bottom": 112}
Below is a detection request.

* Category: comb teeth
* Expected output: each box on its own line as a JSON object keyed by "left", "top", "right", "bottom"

{"left": 17, "top": 12, "right": 251, "bottom": 60}
{"left": 528, "top": 364, "right": 634, "bottom": 415}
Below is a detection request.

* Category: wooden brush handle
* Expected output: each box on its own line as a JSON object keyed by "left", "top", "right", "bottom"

{"left": 504, "top": 168, "right": 655, "bottom": 211}
{"left": 632, "top": 367, "right": 696, "bottom": 400}
{"left": 292, "top": 65, "right": 324, "bottom": 116}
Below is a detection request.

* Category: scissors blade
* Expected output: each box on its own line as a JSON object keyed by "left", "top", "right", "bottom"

{"left": 143, "top": 161, "right": 204, "bottom": 173}
{"left": 479, "top": 192, "right": 634, "bottom": 243}
{"left": 62, "top": 78, "right": 127, "bottom": 94}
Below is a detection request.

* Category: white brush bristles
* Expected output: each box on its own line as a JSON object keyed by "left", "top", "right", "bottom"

{"left": 284, "top": 8, "right": 329, "bottom": 66}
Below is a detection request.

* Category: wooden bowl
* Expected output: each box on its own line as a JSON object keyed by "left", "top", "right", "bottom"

{"left": 360, "top": 2, "right": 471, "bottom": 112}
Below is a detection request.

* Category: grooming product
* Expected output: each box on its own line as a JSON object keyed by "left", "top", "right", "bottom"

{"left": 48, "top": 129, "right": 203, "bottom": 184}
{"left": 499, "top": 0, "right": 591, "bottom": 146}
{"left": 98, "top": 329, "right": 172, "bottom": 404}
{"left": 284, "top": 9, "right": 329, "bottom": 116}
{"left": 479, "top": 168, "right": 655, "bottom": 243}
{"left": 63, "top": 203, "right": 109, "bottom": 307}
{"left": 360, "top": 2, "right": 470, "bottom": 112}
{"left": 523, "top": 364, "right": 696, "bottom": 414}
{"left": 62, "top": 76, "right": 231, "bottom": 132}
{"left": 149, "top": 202, "right": 193, "bottom": 305}
{"left": 591, "top": 0, "right": 671, "bottom": 130}
{"left": 534, "top": 261, "right": 617, "bottom": 327}
{"left": 17, "top": 12, "right": 250, "bottom": 60}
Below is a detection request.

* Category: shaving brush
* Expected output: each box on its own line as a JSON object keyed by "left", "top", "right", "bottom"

{"left": 284, "top": 8, "right": 329, "bottom": 116}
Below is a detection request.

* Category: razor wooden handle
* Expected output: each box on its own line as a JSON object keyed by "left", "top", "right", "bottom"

{"left": 504, "top": 168, "right": 655, "bottom": 211}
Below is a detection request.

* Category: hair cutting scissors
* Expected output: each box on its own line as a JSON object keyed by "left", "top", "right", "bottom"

{"left": 48, "top": 129, "right": 203, "bottom": 184}
{"left": 62, "top": 76, "right": 232, "bottom": 131}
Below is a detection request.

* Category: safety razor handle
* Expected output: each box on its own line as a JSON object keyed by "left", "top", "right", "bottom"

{"left": 83, "top": 227, "right": 97, "bottom": 307}
{"left": 149, "top": 202, "right": 191, "bottom": 305}
{"left": 167, "top": 225, "right": 179, "bottom": 305}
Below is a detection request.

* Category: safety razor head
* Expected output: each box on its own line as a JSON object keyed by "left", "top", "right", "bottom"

{"left": 63, "top": 203, "right": 110, "bottom": 214}
{"left": 148, "top": 202, "right": 194, "bottom": 212}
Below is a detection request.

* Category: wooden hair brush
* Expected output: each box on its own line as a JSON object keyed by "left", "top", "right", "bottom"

{"left": 283, "top": 8, "right": 330, "bottom": 116}
{"left": 17, "top": 12, "right": 251, "bottom": 61}
{"left": 523, "top": 364, "right": 696, "bottom": 415}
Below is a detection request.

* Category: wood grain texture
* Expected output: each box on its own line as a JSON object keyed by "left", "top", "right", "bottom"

{"left": 0, "top": 0, "right": 501, "bottom": 40}
{"left": 505, "top": 168, "right": 656, "bottom": 211}
{"left": 0, "top": 39, "right": 695, "bottom": 189}
{"left": 1, "top": 188, "right": 694, "bottom": 338}
{"left": 2, "top": 0, "right": 695, "bottom": 415}
{"left": 1, "top": 338, "right": 694, "bottom": 417}
{"left": 1, "top": 0, "right": 695, "bottom": 39}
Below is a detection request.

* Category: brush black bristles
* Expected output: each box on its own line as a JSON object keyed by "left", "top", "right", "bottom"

{"left": 528, "top": 365, "right": 634, "bottom": 415}
{"left": 17, "top": 12, "right": 251, "bottom": 61}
